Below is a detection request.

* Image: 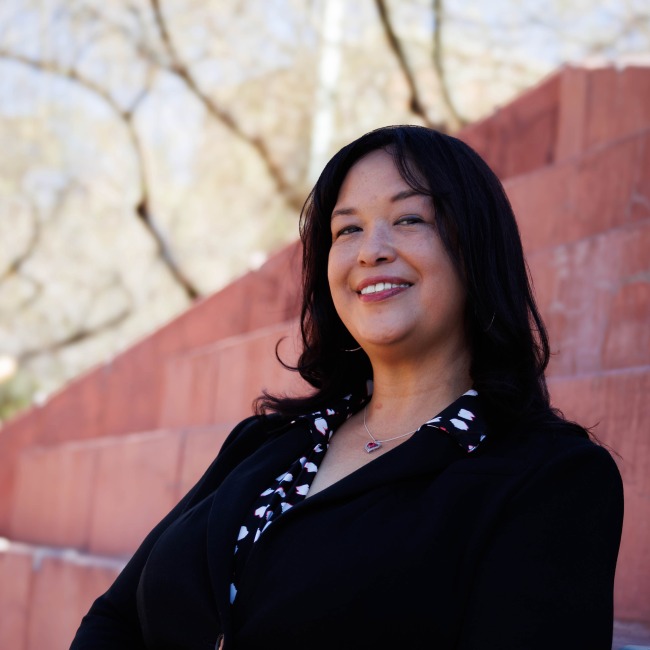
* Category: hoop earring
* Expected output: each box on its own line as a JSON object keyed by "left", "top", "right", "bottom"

{"left": 343, "top": 346, "right": 362, "bottom": 352}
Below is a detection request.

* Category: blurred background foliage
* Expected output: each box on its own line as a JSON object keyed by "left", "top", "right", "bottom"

{"left": 0, "top": 0, "right": 649, "bottom": 421}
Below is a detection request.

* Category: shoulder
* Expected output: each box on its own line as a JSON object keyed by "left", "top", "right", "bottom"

{"left": 199, "top": 413, "right": 297, "bottom": 476}
{"left": 178, "top": 413, "right": 295, "bottom": 511}
{"left": 478, "top": 426, "right": 623, "bottom": 505}
{"left": 220, "top": 412, "right": 296, "bottom": 453}
{"left": 491, "top": 426, "right": 619, "bottom": 467}
{"left": 458, "top": 427, "right": 624, "bottom": 570}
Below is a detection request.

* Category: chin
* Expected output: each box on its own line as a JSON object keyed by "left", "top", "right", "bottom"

{"left": 354, "top": 330, "right": 411, "bottom": 349}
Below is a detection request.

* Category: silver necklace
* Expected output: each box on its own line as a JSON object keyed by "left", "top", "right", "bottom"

{"left": 362, "top": 406, "right": 420, "bottom": 453}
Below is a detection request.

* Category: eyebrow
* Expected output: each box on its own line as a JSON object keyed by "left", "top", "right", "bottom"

{"left": 331, "top": 189, "right": 424, "bottom": 219}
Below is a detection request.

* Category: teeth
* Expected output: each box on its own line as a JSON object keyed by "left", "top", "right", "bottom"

{"left": 360, "top": 282, "right": 410, "bottom": 295}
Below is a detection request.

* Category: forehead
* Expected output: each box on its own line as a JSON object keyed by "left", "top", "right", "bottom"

{"left": 333, "top": 149, "right": 427, "bottom": 212}
{"left": 336, "top": 151, "right": 408, "bottom": 200}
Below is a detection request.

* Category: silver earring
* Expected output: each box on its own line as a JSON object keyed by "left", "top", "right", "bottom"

{"left": 343, "top": 346, "right": 362, "bottom": 352}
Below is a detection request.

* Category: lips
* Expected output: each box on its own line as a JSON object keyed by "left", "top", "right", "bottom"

{"left": 360, "top": 282, "right": 411, "bottom": 295}
{"left": 355, "top": 277, "right": 413, "bottom": 299}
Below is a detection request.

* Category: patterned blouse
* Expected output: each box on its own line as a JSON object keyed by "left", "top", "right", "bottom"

{"left": 229, "top": 388, "right": 486, "bottom": 606}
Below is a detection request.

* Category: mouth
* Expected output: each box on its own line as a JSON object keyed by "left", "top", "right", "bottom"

{"left": 359, "top": 282, "right": 412, "bottom": 296}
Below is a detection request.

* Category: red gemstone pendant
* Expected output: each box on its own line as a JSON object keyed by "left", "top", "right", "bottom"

{"left": 364, "top": 441, "right": 382, "bottom": 453}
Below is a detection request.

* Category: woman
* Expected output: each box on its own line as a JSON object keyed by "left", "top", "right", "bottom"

{"left": 71, "top": 126, "right": 623, "bottom": 649}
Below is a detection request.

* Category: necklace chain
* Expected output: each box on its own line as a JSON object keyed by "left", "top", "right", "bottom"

{"left": 362, "top": 405, "right": 421, "bottom": 453}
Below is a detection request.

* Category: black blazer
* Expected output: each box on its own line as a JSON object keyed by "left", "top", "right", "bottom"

{"left": 70, "top": 414, "right": 623, "bottom": 650}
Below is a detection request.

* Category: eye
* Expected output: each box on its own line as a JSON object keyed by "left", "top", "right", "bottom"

{"left": 334, "top": 224, "right": 361, "bottom": 238}
{"left": 396, "top": 215, "right": 425, "bottom": 226}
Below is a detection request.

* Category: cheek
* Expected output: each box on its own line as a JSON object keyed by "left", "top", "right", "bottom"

{"left": 423, "top": 244, "right": 466, "bottom": 310}
{"left": 327, "top": 250, "right": 353, "bottom": 324}
{"left": 442, "top": 266, "right": 467, "bottom": 318}
{"left": 327, "top": 247, "right": 346, "bottom": 292}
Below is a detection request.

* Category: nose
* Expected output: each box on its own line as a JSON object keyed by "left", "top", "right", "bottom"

{"left": 356, "top": 222, "right": 396, "bottom": 266}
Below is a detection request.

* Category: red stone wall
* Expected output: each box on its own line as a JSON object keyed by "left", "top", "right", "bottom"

{"left": 0, "top": 65, "right": 648, "bottom": 648}
{"left": 492, "top": 66, "right": 650, "bottom": 622}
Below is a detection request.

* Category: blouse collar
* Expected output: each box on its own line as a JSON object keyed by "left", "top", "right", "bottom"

{"left": 297, "top": 388, "right": 487, "bottom": 454}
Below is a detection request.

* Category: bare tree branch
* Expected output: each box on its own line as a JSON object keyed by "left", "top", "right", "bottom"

{"left": 18, "top": 305, "right": 131, "bottom": 362}
{"left": 0, "top": 204, "right": 41, "bottom": 284}
{"left": 0, "top": 201, "right": 44, "bottom": 308}
{"left": 0, "top": 50, "right": 123, "bottom": 113}
{"left": 374, "top": 0, "right": 434, "bottom": 127}
{"left": 148, "top": 0, "right": 303, "bottom": 210}
{"left": 0, "top": 49, "right": 201, "bottom": 300}
{"left": 13, "top": 276, "right": 44, "bottom": 311}
{"left": 122, "top": 70, "right": 201, "bottom": 300}
{"left": 74, "top": 4, "right": 166, "bottom": 69}
{"left": 18, "top": 275, "right": 134, "bottom": 363}
{"left": 373, "top": 0, "right": 467, "bottom": 132}
{"left": 432, "top": 0, "right": 466, "bottom": 131}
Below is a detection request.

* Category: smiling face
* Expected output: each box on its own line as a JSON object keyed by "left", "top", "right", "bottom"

{"left": 327, "top": 149, "right": 468, "bottom": 362}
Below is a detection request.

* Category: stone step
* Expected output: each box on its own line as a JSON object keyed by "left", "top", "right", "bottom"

{"left": 9, "top": 423, "right": 236, "bottom": 557}
{"left": 529, "top": 218, "right": 650, "bottom": 378}
{"left": 159, "top": 318, "right": 308, "bottom": 428}
{"left": 460, "top": 65, "right": 650, "bottom": 181}
{"left": 9, "top": 319, "right": 309, "bottom": 555}
{"left": 0, "top": 537, "right": 124, "bottom": 650}
{"left": 505, "top": 127, "right": 650, "bottom": 255}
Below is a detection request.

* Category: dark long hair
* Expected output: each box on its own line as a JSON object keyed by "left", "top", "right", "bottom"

{"left": 257, "top": 125, "right": 585, "bottom": 436}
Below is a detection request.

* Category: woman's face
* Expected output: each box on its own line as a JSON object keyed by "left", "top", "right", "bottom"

{"left": 327, "top": 149, "right": 468, "bottom": 361}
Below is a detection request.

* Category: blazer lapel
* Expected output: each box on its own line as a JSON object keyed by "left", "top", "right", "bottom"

{"left": 205, "top": 419, "right": 313, "bottom": 636}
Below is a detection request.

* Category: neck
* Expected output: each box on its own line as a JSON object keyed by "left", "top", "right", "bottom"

{"left": 364, "top": 349, "right": 472, "bottom": 438}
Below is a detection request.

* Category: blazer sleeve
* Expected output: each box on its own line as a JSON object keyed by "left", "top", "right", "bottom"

{"left": 457, "top": 442, "right": 624, "bottom": 650}
{"left": 69, "top": 415, "right": 261, "bottom": 649}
